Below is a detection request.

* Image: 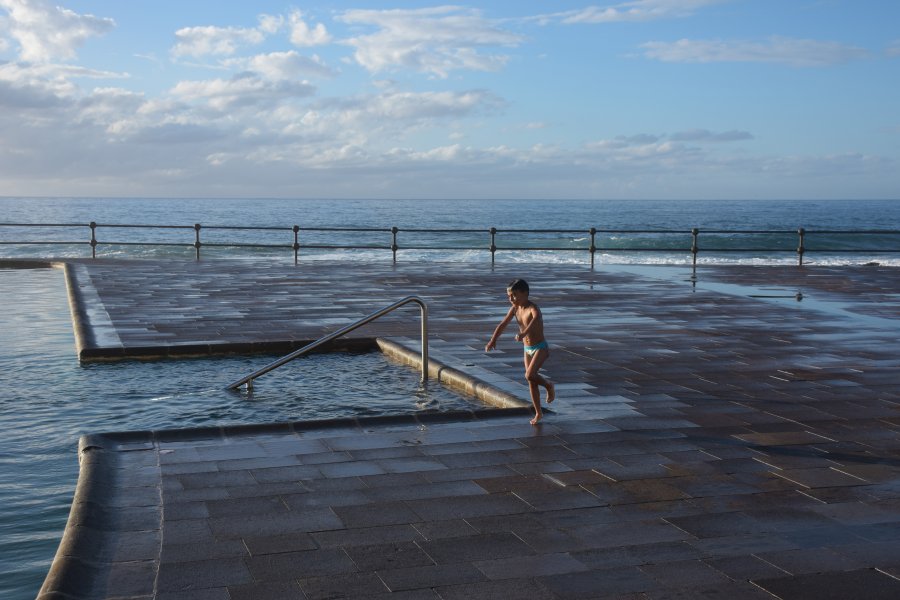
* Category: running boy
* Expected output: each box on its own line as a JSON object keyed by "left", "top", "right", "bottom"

{"left": 485, "top": 279, "right": 555, "bottom": 425}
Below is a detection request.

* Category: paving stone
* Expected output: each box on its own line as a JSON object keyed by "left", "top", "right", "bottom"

{"left": 435, "top": 578, "right": 559, "bottom": 600}
{"left": 298, "top": 572, "right": 390, "bottom": 599}
{"left": 538, "top": 565, "right": 658, "bottom": 598}
{"left": 475, "top": 552, "right": 588, "bottom": 580}
{"left": 343, "top": 540, "right": 434, "bottom": 571}
{"left": 228, "top": 581, "right": 306, "bottom": 600}
{"left": 640, "top": 559, "right": 734, "bottom": 588}
{"left": 244, "top": 548, "right": 358, "bottom": 581}
{"left": 419, "top": 531, "right": 534, "bottom": 564}
{"left": 753, "top": 568, "right": 900, "bottom": 600}
{"left": 378, "top": 562, "right": 486, "bottom": 592}
{"left": 156, "top": 557, "right": 252, "bottom": 592}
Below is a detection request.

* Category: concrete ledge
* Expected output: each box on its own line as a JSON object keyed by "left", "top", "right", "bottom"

{"left": 377, "top": 337, "right": 530, "bottom": 410}
{"left": 38, "top": 436, "right": 161, "bottom": 600}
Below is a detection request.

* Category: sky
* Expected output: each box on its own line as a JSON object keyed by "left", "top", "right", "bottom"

{"left": 0, "top": 0, "right": 898, "bottom": 200}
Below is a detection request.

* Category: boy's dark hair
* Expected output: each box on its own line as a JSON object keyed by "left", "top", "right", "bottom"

{"left": 507, "top": 279, "right": 529, "bottom": 294}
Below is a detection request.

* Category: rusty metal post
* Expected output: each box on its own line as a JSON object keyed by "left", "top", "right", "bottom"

{"left": 691, "top": 228, "right": 699, "bottom": 266}
{"left": 797, "top": 227, "right": 805, "bottom": 266}
{"left": 89, "top": 221, "right": 97, "bottom": 258}
{"left": 293, "top": 225, "right": 300, "bottom": 265}
{"left": 589, "top": 227, "right": 596, "bottom": 269}
{"left": 391, "top": 226, "right": 399, "bottom": 263}
{"left": 490, "top": 227, "right": 497, "bottom": 265}
{"left": 194, "top": 223, "right": 201, "bottom": 260}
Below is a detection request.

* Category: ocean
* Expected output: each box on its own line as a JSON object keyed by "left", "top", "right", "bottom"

{"left": 2, "top": 197, "right": 900, "bottom": 265}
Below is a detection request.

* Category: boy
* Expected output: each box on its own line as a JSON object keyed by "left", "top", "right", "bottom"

{"left": 485, "top": 279, "right": 555, "bottom": 425}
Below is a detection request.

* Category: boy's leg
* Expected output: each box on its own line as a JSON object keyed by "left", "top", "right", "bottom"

{"left": 524, "top": 348, "right": 553, "bottom": 424}
{"left": 523, "top": 352, "right": 542, "bottom": 424}
{"left": 526, "top": 348, "right": 554, "bottom": 402}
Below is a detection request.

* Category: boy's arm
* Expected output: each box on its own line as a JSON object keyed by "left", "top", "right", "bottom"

{"left": 486, "top": 306, "right": 516, "bottom": 351}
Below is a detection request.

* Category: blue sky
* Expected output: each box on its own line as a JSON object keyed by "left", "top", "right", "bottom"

{"left": 0, "top": 0, "right": 898, "bottom": 199}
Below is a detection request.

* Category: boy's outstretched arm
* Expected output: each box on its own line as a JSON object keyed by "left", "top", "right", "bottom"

{"left": 486, "top": 306, "right": 516, "bottom": 351}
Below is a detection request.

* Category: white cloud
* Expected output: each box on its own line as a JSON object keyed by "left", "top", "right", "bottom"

{"left": 669, "top": 129, "right": 753, "bottom": 142}
{"left": 337, "top": 6, "right": 524, "bottom": 78}
{"left": 887, "top": 40, "right": 900, "bottom": 58}
{"left": 223, "top": 51, "right": 334, "bottom": 80}
{"left": 289, "top": 10, "right": 331, "bottom": 46}
{"left": 641, "top": 36, "right": 868, "bottom": 67}
{"left": 549, "top": 0, "right": 725, "bottom": 24}
{"left": 171, "top": 73, "right": 316, "bottom": 111}
{"left": 171, "top": 25, "right": 265, "bottom": 58}
{"left": 0, "top": 0, "right": 114, "bottom": 62}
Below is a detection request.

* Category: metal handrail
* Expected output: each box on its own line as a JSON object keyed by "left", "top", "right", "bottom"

{"left": 226, "top": 295, "right": 428, "bottom": 391}
{"left": 3, "top": 221, "right": 900, "bottom": 266}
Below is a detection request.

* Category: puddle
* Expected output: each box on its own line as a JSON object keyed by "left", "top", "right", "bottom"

{"left": 600, "top": 264, "right": 899, "bottom": 331}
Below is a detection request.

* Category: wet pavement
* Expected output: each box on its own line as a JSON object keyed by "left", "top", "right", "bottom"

{"left": 38, "top": 259, "right": 900, "bottom": 599}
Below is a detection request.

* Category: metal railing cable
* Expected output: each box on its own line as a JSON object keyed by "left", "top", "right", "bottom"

{"left": 1, "top": 222, "right": 899, "bottom": 266}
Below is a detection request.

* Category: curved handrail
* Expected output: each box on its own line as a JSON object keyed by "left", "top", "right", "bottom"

{"left": 226, "top": 295, "right": 428, "bottom": 391}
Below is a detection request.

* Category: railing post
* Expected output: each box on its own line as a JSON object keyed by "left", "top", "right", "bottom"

{"left": 691, "top": 228, "right": 699, "bottom": 266}
{"left": 194, "top": 223, "right": 201, "bottom": 260}
{"left": 89, "top": 221, "right": 97, "bottom": 259}
{"left": 293, "top": 225, "right": 300, "bottom": 265}
{"left": 589, "top": 227, "right": 597, "bottom": 269}
{"left": 391, "top": 226, "right": 399, "bottom": 263}
{"left": 797, "top": 227, "right": 805, "bottom": 266}
{"left": 490, "top": 227, "right": 497, "bottom": 265}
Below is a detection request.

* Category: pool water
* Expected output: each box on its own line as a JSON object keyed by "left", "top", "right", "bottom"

{"left": 0, "top": 267, "right": 477, "bottom": 600}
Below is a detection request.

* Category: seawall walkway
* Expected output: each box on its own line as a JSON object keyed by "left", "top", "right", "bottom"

{"left": 39, "top": 259, "right": 900, "bottom": 599}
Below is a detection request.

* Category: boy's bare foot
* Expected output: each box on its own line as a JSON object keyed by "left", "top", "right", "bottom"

{"left": 530, "top": 413, "right": 542, "bottom": 425}
{"left": 546, "top": 381, "right": 555, "bottom": 404}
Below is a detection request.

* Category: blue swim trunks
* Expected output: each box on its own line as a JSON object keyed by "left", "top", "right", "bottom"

{"left": 524, "top": 340, "right": 549, "bottom": 356}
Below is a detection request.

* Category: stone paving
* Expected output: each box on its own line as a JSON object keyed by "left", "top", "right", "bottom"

{"left": 40, "top": 259, "right": 900, "bottom": 599}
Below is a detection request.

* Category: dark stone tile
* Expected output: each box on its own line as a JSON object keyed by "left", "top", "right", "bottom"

{"left": 643, "top": 581, "right": 776, "bottom": 600}
{"left": 160, "top": 539, "right": 248, "bottom": 563}
{"left": 830, "top": 540, "right": 900, "bottom": 568}
{"left": 177, "top": 470, "right": 257, "bottom": 489}
{"left": 753, "top": 568, "right": 900, "bottom": 600}
{"left": 640, "top": 559, "right": 732, "bottom": 588}
{"left": 705, "top": 555, "right": 790, "bottom": 581}
{"left": 538, "top": 566, "right": 657, "bottom": 598}
{"left": 228, "top": 581, "right": 306, "bottom": 600}
{"left": 208, "top": 507, "right": 343, "bottom": 538}
{"left": 282, "top": 489, "right": 370, "bottom": 509}
{"left": 572, "top": 519, "right": 691, "bottom": 550}
{"left": 205, "top": 495, "right": 288, "bottom": 517}
{"left": 344, "top": 540, "right": 434, "bottom": 571}
{"left": 242, "top": 532, "right": 318, "bottom": 556}
{"left": 364, "top": 479, "right": 486, "bottom": 503}
{"left": 665, "top": 511, "right": 759, "bottom": 538}
{"left": 436, "top": 578, "right": 558, "bottom": 600}
{"left": 312, "top": 524, "right": 424, "bottom": 548}
{"left": 378, "top": 562, "right": 486, "bottom": 592}
{"left": 299, "top": 572, "right": 390, "bottom": 599}
{"left": 419, "top": 532, "right": 534, "bottom": 564}
{"left": 474, "top": 552, "right": 588, "bottom": 580}
{"left": 755, "top": 546, "right": 866, "bottom": 575}
{"left": 332, "top": 501, "right": 421, "bottom": 528}
{"left": 156, "top": 557, "right": 252, "bottom": 592}
{"left": 407, "top": 492, "right": 532, "bottom": 521}
{"left": 157, "top": 588, "right": 230, "bottom": 600}
{"left": 245, "top": 548, "right": 357, "bottom": 581}
{"left": 412, "top": 519, "right": 479, "bottom": 540}
{"left": 687, "top": 533, "right": 798, "bottom": 558}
